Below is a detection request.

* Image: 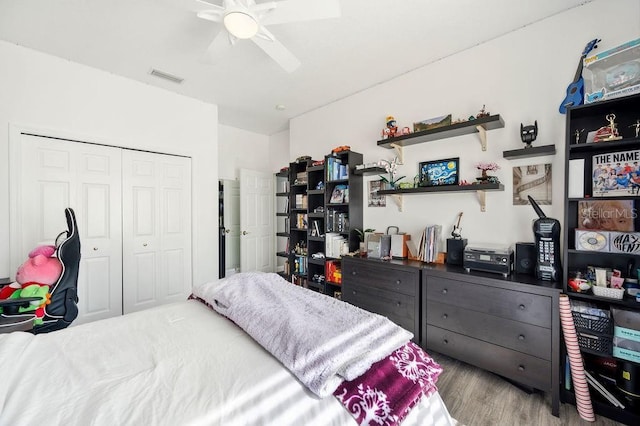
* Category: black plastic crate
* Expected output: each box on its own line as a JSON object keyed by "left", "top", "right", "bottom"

{"left": 576, "top": 331, "right": 613, "bottom": 356}
{"left": 572, "top": 311, "right": 613, "bottom": 334}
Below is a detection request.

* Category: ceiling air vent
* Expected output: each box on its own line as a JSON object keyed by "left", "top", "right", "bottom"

{"left": 149, "top": 68, "right": 184, "bottom": 84}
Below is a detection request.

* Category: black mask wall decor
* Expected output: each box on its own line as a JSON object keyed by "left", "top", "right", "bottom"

{"left": 521, "top": 121, "right": 538, "bottom": 148}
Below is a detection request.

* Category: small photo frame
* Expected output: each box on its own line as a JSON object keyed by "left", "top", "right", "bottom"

{"left": 419, "top": 158, "right": 459, "bottom": 186}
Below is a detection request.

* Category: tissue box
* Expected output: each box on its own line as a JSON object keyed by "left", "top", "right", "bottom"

{"left": 583, "top": 38, "right": 640, "bottom": 103}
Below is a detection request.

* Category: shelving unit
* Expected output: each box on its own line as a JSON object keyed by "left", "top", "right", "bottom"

{"left": 274, "top": 170, "right": 290, "bottom": 280}
{"left": 353, "top": 166, "right": 386, "bottom": 176}
{"left": 306, "top": 163, "right": 326, "bottom": 293}
{"left": 323, "top": 150, "right": 363, "bottom": 297}
{"left": 377, "top": 114, "right": 505, "bottom": 159}
{"left": 378, "top": 183, "right": 504, "bottom": 212}
{"left": 561, "top": 93, "right": 640, "bottom": 425}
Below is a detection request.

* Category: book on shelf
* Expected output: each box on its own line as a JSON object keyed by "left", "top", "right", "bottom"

{"left": 417, "top": 225, "right": 442, "bottom": 263}
{"left": 592, "top": 148, "right": 640, "bottom": 197}
{"left": 330, "top": 185, "right": 348, "bottom": 203}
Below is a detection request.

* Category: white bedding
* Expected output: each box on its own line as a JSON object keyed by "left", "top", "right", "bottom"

{"left": 0, "top": 299, "right": 457, "bottom": 426}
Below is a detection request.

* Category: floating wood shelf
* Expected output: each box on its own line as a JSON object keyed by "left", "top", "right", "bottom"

{"left": 353, "top": 166, "right": 386, "bottom": 176}
{"left": 377, "top": 183, "right": 504, "bottom": 212}
{"left": 377, "top": 114, "right": 504, "bottom": 154}
{"left": 503, "top": 144, "right": 556, "bottom": 159}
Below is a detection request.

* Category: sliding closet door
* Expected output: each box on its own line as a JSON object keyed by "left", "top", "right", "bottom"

{"left": 122, "top": 150, "right": 192, "bottom": 314}
{"left": 12, "top": 134, "right": 123, "bottom": 324}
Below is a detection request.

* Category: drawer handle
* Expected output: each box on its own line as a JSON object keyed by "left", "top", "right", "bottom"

{"left": 443, "top": 339, "right": 449, "bottom": 345}
{"left": 352, "top": 271, "right": 357, "bottom": 275}
{"left": 518, "top": 365, "right": 525, "bottom": 372}
{"left": 519, "top": 304, "right": 526, "bottom": 310}
{"left": 518, "top": 334, "right": 525, "bottom": 341}
{"left": 396, "top": 279, "right": 401, "bottom": 285}
{"left": 442, "top": 314, "right": 448, "bottom": 320}
{"left": 442, "top": 288, "right": 448, "bottom": 295}
{"left": 396, "top": 302, "right": 401, "bottom": 307}
{"left": 352, "top": 291, "right": 357, "bottom": 295}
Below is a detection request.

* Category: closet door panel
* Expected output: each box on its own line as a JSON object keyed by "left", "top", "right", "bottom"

{"left": 14, "top": 134, "right": 123, "bottom": 324}
{"left": 122, "top": 151, "right": 191, "bottom": 314}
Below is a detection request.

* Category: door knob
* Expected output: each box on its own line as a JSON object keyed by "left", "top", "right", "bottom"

{"left": 242, "top": 231, "right": 248, "bottom": 235}
{"left": 225, "top": 229, "right": 230, "bottom": 234}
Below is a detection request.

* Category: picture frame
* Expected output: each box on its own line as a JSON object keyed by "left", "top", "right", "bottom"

{"left": 419, "top": 158, "right": 459, "bottom": 187}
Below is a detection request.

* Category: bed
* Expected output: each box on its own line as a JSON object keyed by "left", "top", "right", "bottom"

{"left": 0, "top": 272, "right": 457, "bottom": 426}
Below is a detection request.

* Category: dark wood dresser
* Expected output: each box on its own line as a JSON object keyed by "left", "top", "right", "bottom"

{"left": 341, "top": 256, "right": 562, "bottom": 416}
{"left": 342, "top": 256, "right": 422, "bottom": 345}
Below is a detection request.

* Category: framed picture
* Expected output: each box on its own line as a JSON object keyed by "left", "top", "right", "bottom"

{"left": 419, "top": 158, "right": 459, "bottom": 186}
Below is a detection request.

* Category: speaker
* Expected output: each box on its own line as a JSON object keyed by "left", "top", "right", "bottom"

{"left": 515, "top": 242, "right": 536, "bottom": 275}
{"left": 446, "top": 238, "right": 467, "bottom": 265}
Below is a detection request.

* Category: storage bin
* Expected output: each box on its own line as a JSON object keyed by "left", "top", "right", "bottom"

{"left": 572, "top": 311, "right": 613, "bottom": 334}
{"left": 577, "top": 330, "right": 613, "bottom": 356}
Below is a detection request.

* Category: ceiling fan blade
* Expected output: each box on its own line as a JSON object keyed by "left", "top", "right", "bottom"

{"left": 261, "top": 0, "right": 340, "bottom": 25}
{"left": 197, "top": 9, "right": 224, "bottom": 22}
{"left": 202, "top": 30, "right": 235, "bottom": 64}
{"left": 251, "top": 29, "right": 301, "bottom": 73}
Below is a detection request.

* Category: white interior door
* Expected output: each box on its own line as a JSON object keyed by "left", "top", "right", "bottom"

{"left": 11, "top": 133, "right": 123, "bottom": 324}
{"left": 122, "top": 150, "right": 192, "bottom": 314}
{"left": 239, "top": 169, "right": 274, "bottom": 272}
{"left": 222, "top": 179, "right": 240, "bottom": 276}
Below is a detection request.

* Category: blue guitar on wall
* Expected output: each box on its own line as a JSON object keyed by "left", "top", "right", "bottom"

{"left": 559, "top": 38, "right": 601, "bottom": 114}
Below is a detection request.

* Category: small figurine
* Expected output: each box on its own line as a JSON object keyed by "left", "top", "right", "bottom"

{"left": 381, "top": 115, "right": 398, "bottom": 139}
{"left": 594, "top": 113, "right": 623, "bottom": 142}
{"left": 476, "top": 105, "right": 490, "bottom": 118}
{"left": 520, "top": 121, "right": 538, "bottom": 148}
{"left": 629, "top": 119, "right": 640, "bottom": 138}
{"left": 451, "top": 212, "right": 463, "bottom": 239}
{"left": 574, "top": 128, "right": 585, "bottom": 144}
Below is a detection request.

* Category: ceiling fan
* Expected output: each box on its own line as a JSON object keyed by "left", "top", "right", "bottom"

{"left": 194, "top": 0, "right": 341, "bottom": 72}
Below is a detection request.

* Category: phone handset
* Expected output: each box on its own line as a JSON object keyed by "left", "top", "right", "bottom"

{"left": 528, "top": 196, "right": 562, "bottom": 281}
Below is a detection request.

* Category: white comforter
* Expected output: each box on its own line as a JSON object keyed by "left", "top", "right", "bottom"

{"left": 0, "top": 300, "right": 456, "bottom": 425}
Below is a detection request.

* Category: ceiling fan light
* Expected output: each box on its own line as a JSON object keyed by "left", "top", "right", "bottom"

{"left": 224, "top": 11, "right": 258, "bottom": 39}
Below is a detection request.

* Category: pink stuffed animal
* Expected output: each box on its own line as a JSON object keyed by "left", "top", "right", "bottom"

{"left": 0, "top": 245, "right": 62, "bottom": 307}
{"left": 15, "top": 246, "right": 62, "bottom": 287}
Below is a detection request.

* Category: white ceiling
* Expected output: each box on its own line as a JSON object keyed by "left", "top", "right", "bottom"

{"left": 0, "top": 0, "right": 593, "bottom": 135}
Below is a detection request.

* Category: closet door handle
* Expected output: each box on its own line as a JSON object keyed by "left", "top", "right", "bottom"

{"left": 93, "top": 247, "right": 98, "bottom": 251}
{"left": 143, "top": 243, "right": 148, "bottom": 247}
{"left": 242, "top": 231, "right": 249, "bottom": 235}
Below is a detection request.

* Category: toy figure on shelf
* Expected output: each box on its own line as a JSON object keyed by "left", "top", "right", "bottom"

{"left": 520, "top": 121, "right": 538, "bottom": 148}
{"left": 594, "top": 113, "right": 623, "bottom": 142}
{"left": 475, "top": 162, "right": 500, "bottom": 184}
{"left": 574, "top": 128, "right": 585, "bottom": 144}
{"left": 630, "top": 119, "right": 640, "bottom": 138}
{"left": 381, "top": 116, "right": 398, "bottom": 139}
{"left": 476, "top": 105, "right": 490, "bottom": 118}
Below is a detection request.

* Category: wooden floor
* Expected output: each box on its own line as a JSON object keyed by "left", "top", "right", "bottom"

{"left": 430, "top": 352, "right": 626, "bottom": 426}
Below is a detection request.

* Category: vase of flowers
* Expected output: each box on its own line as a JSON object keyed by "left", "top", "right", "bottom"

{"left": 476, "top": 162, "right": 500, "bottom": 184}
{"left": 379, "top": 157, "right": 405, "bottom": 189}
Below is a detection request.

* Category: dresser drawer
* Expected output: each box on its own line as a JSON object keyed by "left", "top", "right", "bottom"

{"left": 343, "top": 260, "right": 418, "bottom": 297}
{"left": 426, "top": 301, "right": 551, "bottom": 360}
{"left": 425, "top": 276, "right": 551, "bottom": 328}
{"left": 343, "top": 282, "right": 416, "bottom": 335}
{"left": 426, "top": 325, "right": 551, "bottom": 391}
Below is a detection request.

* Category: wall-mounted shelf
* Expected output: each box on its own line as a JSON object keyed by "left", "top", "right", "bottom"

{"left": 377, "top": 114, "right": 504, "bottom": 157}
{"left": 378, "top": 183, "right": 504, "bottom": 212}
{"left": 353, "top": 166, "right": 386, "bottom": 176}
{"left": 503, "top": 144, "right": 556, "bottom": 159}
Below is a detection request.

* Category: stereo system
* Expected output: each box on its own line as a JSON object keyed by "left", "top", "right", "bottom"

{"left": 463, "top": 245, "right": 513, "bottom": 277}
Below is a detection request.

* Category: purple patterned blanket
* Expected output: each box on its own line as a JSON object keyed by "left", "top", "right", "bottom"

{"left": 334, "top": 341, "right": 442, "bottom": 426}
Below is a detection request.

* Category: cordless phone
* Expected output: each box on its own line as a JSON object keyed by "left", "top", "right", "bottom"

{"left": 528, "top": 196, "right": 562, "bottom": 281}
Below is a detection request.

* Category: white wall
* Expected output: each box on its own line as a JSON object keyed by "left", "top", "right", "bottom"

{"left": 0, "top": 40, "right": 219, "bottom": 284}
{"left": 218, "top": 124, "right": 275, "bottom": 179}
{"left": 289, "top": 0, "right": 640, "bottom": 250}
